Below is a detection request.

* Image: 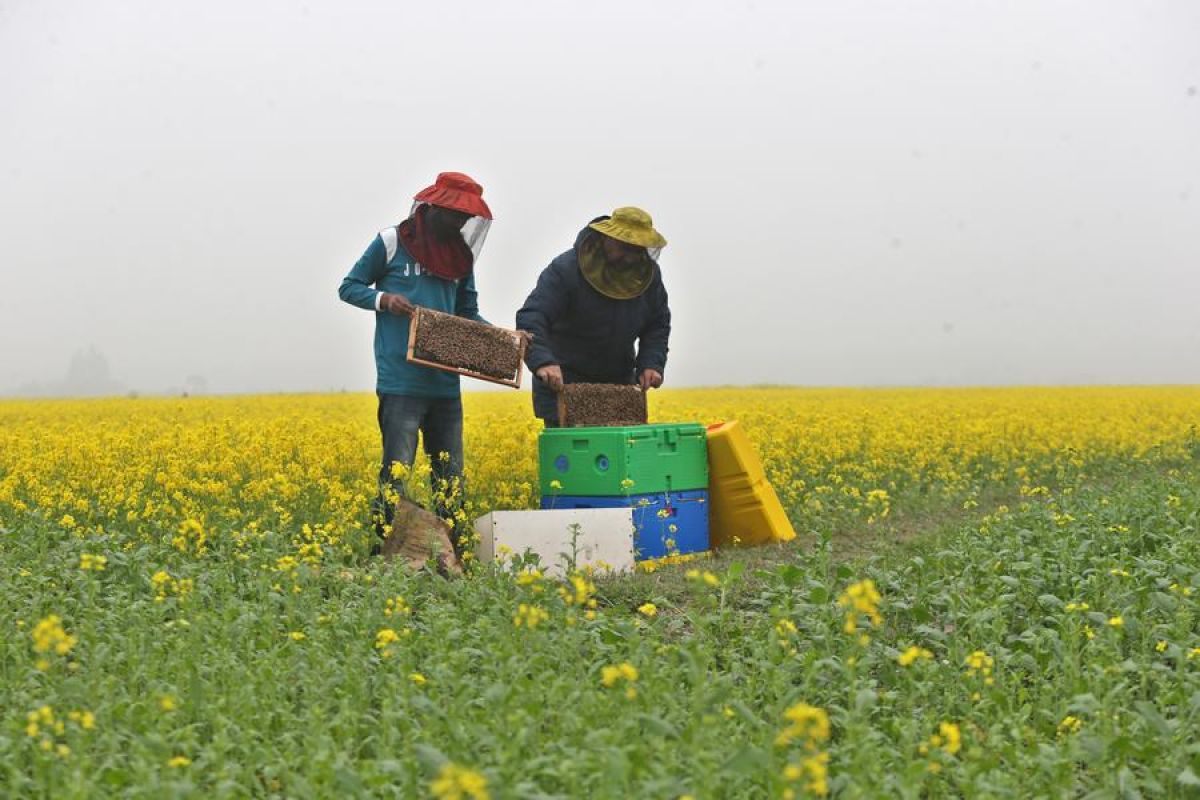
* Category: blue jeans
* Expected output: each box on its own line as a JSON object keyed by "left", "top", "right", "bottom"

{"left": 372, "top": 393, "right": 465, "bottom": 533}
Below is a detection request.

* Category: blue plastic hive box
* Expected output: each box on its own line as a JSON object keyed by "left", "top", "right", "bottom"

{"left": 541, "top": 489, "right": 709, "bottom": 560}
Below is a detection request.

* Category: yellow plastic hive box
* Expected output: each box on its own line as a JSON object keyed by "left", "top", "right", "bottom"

{"left": 706, "top": 420, "right": 767, "bottom": 483}
{"left": 706, "top": 420, "right": 796, "bottom": 547}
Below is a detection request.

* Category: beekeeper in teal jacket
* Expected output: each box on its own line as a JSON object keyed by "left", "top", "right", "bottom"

{"left": 338, "top": 171, "right": 492, "bottom": 550}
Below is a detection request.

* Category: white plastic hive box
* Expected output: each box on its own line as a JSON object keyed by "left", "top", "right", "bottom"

{"left": 473, "top": 508, "right": 636, "bottom": 577}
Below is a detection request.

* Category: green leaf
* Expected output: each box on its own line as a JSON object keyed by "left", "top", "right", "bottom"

{"left": 1133, "top": 701, "right": 1173, "bottom": 736}
{"left": 853, "top": 688, "right": 877, "bottom": 714}
{"left": 482, "top": 682, "right": 507, "bottom": 704}
{"left": 333, "top": 767, "right": 365, "bottom": 794}
{"left": 730, "top": 699, "right": 764, "bottom": 726}
{"left": 913, "top": 624, "right": 947, "bottom": 641}
{"left": 410, "top": 693, "right": 439, "bottom": 715}
{"left": 1176, "top": 768, "right": 1200, "bottom": 788}
{"left": 373, "top": 760, "right": 405, "bottom": 776}
{"left": 1150, "top": 592, "right": 1178, "bottom": 612}
{"left": 412, "top": 743, "right": 448, "bottom": 774}
{"left": 720, "top": 743, "right": 767, "bottom": 775}
{"left": 778, "top": 565, "right": 804, "bottom": 587}
{"left": 1037, "top": 593, "right": 1063, "bottom": 609}
{"left": 1068, "top": 693, "right": 1100, "bottom": 714}
{"left": 635, "top": 713, "right": 680, "bottom": 739}
{"left": 1116, "top": 766, "right": 1142, "bottom": 799}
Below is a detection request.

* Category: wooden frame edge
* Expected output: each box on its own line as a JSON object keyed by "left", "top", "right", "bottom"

{"left": 405, "top": 308, "right": 525, "bottom": 389}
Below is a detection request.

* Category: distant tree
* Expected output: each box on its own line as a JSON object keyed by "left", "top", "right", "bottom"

{"left": 5, "top": 347, "right": 127, "bottom": 397}
{"left": 61, "top": 347, "right": 125, "bottom": 397}
{"left": 184, "top": 374, "right": 209, "bottom": 396}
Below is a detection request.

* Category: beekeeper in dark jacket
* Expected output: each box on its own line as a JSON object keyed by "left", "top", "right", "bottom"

{"left": 516, "top": 207, "right": 671, "bottom": 426}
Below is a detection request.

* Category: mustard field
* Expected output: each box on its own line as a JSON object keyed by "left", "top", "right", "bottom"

{"left": 2, "top": 387, "right": 1200, "bottom": 797}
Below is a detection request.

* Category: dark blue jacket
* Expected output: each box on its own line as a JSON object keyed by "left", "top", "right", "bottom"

{"left": 516, "top": 222, "right": 671, "bottom": 422}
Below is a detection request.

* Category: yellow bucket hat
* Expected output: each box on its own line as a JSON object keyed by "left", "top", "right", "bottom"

{"left": 588, "top": 207, "right": 667, "bottom": 249}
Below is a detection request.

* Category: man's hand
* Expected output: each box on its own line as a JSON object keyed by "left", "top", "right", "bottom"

{"left": 638, "top": 368, "right": 663, "bottom": 391}
{"left": 536, "top": 364, "right": 564, "bottom": 392}
{"left": 380, "top": 293, "right": 415, "bottom": 316}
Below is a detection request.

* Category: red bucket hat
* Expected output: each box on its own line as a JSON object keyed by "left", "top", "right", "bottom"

{"left": 413, "top": 172, "right": 492, "bottom": 220}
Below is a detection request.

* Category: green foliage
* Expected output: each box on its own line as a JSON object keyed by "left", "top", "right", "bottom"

{"left": 3, "top": 460, "right": 1200, "bottom": 797}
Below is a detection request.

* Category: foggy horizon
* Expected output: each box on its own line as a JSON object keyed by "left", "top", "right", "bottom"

{"left": 3, "top": 0, "right": 1198, "bottom": 398}
{"left": 10, "top": 341, "right": 1200, "bottom": 399}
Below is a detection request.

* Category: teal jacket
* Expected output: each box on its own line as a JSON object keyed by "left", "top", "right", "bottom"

{"left": 339, "top": 226, "right": 486, "bottom": 397}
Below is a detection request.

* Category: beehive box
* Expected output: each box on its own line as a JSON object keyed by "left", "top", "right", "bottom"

{"left": 557, "top": 383, "right": 647, "bottom": 427}
{"left": 407, "top": 307, "right": 524, "bottom": 388}
{"left": 538, "top": 423, "right": 708, "bottom": 497}
{"left": 473, "top": 508, "right": 636, "bottom": 576}
{"left": 706, "top": 421, "right": 796, "bottom": 547}
{"left": 541, "top": 490, "right": 709, "bottom": 560}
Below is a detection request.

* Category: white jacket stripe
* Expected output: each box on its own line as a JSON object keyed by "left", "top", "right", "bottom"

{"left": 379, "top": 226, "right": 399, "bottom": 263}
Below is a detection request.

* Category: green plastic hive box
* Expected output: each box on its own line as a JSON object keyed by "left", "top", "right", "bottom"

{"left": 538, "top": 423, "right": 709, "bottom": 497}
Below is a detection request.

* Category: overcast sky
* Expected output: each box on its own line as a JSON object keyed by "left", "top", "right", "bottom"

{"left": 2, "top": 0, "right": 1198, "bottom": 395}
